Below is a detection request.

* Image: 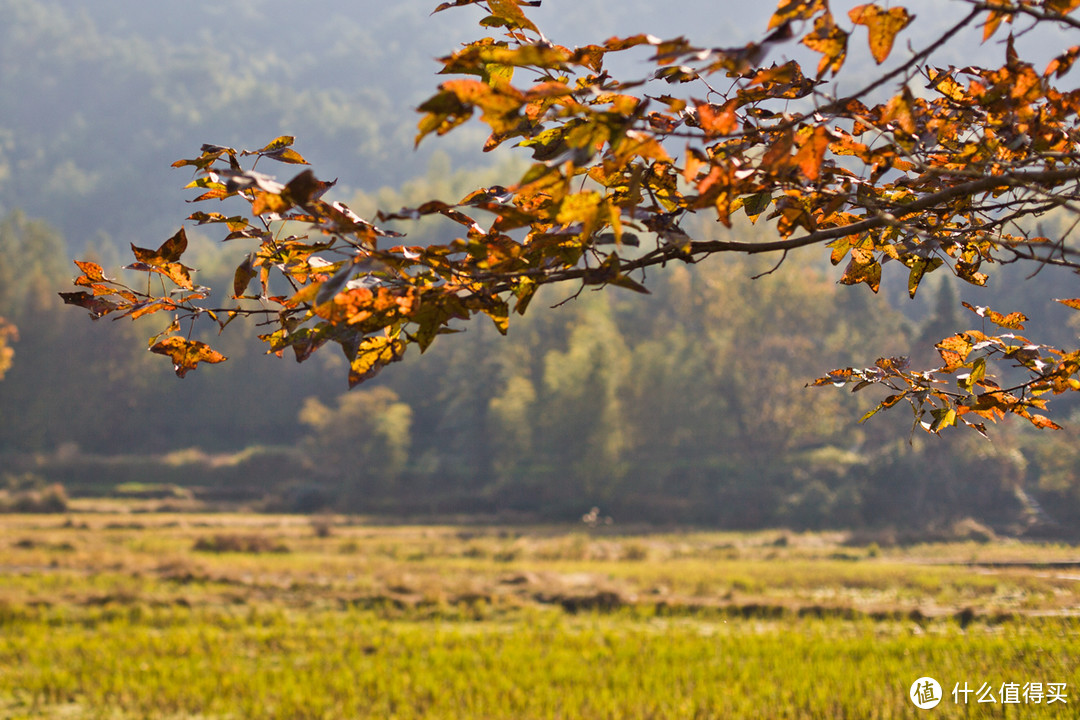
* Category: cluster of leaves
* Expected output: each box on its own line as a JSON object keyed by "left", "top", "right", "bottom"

{"left": 812, "top": 300, "right": 1080, "bottom": 437}
{"left": 63, "top": 0, "right": 1080, "bottom": 433}
{"left": 60, "top": 229, "right": 225, "bottom": 378}
{"left": 0, "top": 317, "right": 15, "bottom": 382}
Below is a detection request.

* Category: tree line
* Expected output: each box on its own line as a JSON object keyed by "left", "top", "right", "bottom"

{"left": 4, "top": 206, "right": 1078, "bottom": 529}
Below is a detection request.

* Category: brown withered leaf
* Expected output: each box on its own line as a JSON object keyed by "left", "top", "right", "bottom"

{"left": 284, "top": 169, "right": 334, "bottom": 206}
{"left": 58, "top": 291, "right": 120, "bottom": 319}
{"left": 125, "top": 300, "right": 177, "bottom": 321}
{"left": 245, "top": 137, "right": 310, "bottom": 166}
{"left": 926, "top": 67, "right": 967, "bottom": 101}
{"left": 810, "top": 367, "right": 854, "bottom": 387}
{"left": 906, "top": 257, "right": 943, "bottom": 298}
{"left": 761, "top": 128, "right": 796, "bottom": 171}
{"left": 159, "top": 263, "right": 195, "bottom": 291}
{"left": 1044, "top": 0, "right": 1080, "bottom": 17}
{"left": 150, "top": 337, "right": 227, "bottom": 378}
{"left": 171, "top": 144, "right": 236, "bottom": 171}
{"left": 74, "top": 261, "right": 107, "bottom": 283}
{"left": 432, "top": 0, "right": 486, "bottom": 14}
{"left": 603, "top": 34, "right": 657, "bottom": 52}
{"left": 882, "top": 89, "right": 916, "bottom": 135}
{"left": 187, "top": 212, "right": 251, "bottom": 232}
{"left": 233, "top": 255, "right": 257, "bottom": 298}
{"left": 262, "top": 147, "right": 309, "bottom": 165}
{"left": 250, "top": 191, "right": 292, "bottom": 216}
{"left": 982, "top": 5, "right": 1013, "bottom": 41}
{"left": 839, "top": 248, "right": 881, "bottom": 292}
{"left": 131, "top": 228, "right": 188, "bottom": 267}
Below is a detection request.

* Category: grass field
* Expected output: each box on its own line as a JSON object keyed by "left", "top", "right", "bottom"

{"left": 0, "top": 511, "right": 1078, "bottom": 718}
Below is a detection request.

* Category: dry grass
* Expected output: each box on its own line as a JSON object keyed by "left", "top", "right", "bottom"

{"left": 2, "top": 513, "right": 1080, "bottom": 719}
{"left": 1, "top": 512, "right": 1079, "bottom": 619}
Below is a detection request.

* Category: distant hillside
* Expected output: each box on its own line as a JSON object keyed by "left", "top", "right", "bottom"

{"left": 0, "top": 0, "right": 1059, "bottom": 249}
{"left": 0, "top": 0, "right": 757, "bottom": 248}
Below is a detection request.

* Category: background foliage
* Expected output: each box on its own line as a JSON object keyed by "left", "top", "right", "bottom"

{"left": 2, "top": 0, "right": 1080, "bottom": 529}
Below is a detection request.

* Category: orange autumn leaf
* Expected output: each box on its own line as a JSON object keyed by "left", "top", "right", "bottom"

{"left": 801, "top": 13, "right": 849, "bottom": 77}
{"left": 150, "top": 337, "right": 227, "bottom": 378}
{"left": 793, "top": 126, "right": 832, "bottom": 180}
{"left": 849, "top": 4, "right": 913, "bottom": 64}
{"left": 768, "top": 0, "right": 828, "bottom": 29}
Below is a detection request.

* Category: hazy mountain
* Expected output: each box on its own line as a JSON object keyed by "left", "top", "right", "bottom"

{"left": 1, "top": 0, "right": 1063, "bottom": 249}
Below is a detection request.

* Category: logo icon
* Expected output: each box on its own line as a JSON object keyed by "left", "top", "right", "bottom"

{"left": 910, "top": 677, "right": 943, "bottom": 709}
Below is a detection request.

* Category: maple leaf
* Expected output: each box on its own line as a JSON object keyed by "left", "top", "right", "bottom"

{"left": 849, "top": 4, "right": 913, "bottom": 64}
{"left": 131, "top": 228, "right": 188, "bottom": 267}
{"left": 802, "top": 13, "right": 849, "bottom": 78}
{"left": 150, "top": 337, "right": 227, "bottom": 378}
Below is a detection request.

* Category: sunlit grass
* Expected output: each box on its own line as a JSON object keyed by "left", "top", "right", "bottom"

{"left": 2, "top": 608, "right": 1078, "bottom": 719}
{"left": 1, "top": 513, "right": 1079, "bottom": 718}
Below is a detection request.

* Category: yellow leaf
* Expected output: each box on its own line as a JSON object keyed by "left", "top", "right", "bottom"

{"left": 557, "top": 191, "right": 602, "bottom": 226}
{"left": 926, "top": 68, "right": 966, "bottom": 102}
{"left": 348, "top": 335, "right": 406, "bottom": 387}
{"left": 256, "top": 136, "right": 295, "bottom": 154}
{"left": 768, "top": 0, "right": 828, "bottom": 29}
{"left": 801, "top": 13, "right": 849, "bottom": 77}
{"left": 487, "top": 0, "right": 539, "bottom": 33}
{"left": 849, "top": 4, "right": 913, "bottom": 64}
{"left": 936, "top": 334, "right": 973, "bottom": 369}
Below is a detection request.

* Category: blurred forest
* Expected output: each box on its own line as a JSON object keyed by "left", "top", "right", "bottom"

{"left": 2, "top": 0, "right": 1080, "bottom": 530}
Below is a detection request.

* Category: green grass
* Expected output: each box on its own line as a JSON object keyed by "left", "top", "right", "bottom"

{"left": 1, "top": 513, "right": 1079, "bottom": 718}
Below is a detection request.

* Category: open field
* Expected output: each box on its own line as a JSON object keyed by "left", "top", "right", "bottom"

{"left": 1, "top": 511, "right": 1079, "bottom": 718}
